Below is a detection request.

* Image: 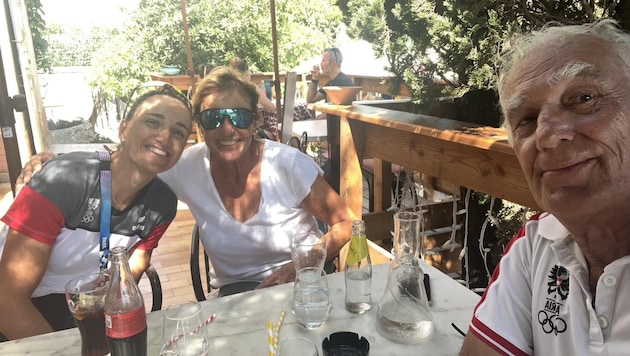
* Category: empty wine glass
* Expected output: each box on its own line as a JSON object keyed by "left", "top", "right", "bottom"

{"left": 160, "top": 302, "right": 209, "bottom": 356}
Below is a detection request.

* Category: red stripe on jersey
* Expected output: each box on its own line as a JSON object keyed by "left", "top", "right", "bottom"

{"left": 133, "top": 220, "right": 172, "bottom": 250}
{"left": 470, "top": 317, "right": 529, "bottom": 356}
{"left": 1, "top": 185, "right": 65, "bottom": 244}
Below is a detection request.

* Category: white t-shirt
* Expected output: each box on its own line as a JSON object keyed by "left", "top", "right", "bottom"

{"left": 469, "top": 212, "right": 630, "bottom": 355}
{"left": 159, "top": 140, "right": 323, "bottom": 287}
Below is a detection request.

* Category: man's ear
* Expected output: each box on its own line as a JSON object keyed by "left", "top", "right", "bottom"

{"left": 118, "top": 120, "right": 128, "bottom": 142}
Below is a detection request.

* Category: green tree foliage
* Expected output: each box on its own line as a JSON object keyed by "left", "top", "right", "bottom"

{"left": 45, "top": 25, "right": 111, "bottom": 67}
{"left": 344, "top": 0, "right": 624, "bottom": 104}
{"left": 25, "top": 0, "right": 50, "bottom": 72}
{"left": 89, "top": 0, "right": 343, "bottom": 100}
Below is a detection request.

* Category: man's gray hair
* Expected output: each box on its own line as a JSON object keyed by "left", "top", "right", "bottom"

{"left": 498, "top": 19, "right": 630, "bottom": 101}
{"left": 326, "top": 47, "right": 343, "bottom": 66}
{"left": 497, "top": 19, "right": 630, "bottom": 131}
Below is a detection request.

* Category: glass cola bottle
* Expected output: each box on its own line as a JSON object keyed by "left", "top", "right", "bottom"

{"left": 104, "top": 246, "right": 148, "bottom": 356}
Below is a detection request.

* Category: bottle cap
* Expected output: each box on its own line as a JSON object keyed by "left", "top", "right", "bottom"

{"left": 322, "top": 331, "right": 369, "bottom": 356}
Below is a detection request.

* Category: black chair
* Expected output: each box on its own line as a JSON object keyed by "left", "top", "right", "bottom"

{"left": 190, "top": 223, "right": 211, "bottom": 301}
{"left": 144, "top": 264, "right": 163, "bottom": 311}
{"left": 287, "top": 131, "right": 308, "bottom": 153}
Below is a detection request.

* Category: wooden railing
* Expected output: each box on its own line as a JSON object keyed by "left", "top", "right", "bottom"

{"left": 312, "top": 102, "right": 539, "bottom": 217}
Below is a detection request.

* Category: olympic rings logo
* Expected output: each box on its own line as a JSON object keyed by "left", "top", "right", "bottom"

{"left": 81, "top": 215, "right": 94, "bottom": 223}
{"left": 538, "top": 310, "right": 567, "bottom": 335}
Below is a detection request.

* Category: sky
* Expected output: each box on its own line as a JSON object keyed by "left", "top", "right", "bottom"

{"left": 40, "top": 0, "right": 139, "bottom": 28}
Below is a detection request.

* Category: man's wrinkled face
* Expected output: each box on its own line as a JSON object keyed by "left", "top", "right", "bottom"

{"left": 502, "top": 35, "right": 630, "bottom": 221}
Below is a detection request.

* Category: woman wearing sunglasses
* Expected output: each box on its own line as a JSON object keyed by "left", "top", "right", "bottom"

{"left": 0, "top": 84, "right": 192, "bottom": 340}
{"left": 17, "top": 67, "right": 355, "bottom": 298}
{"left": 162, "top": 66, "right": 356, "bottom": 296}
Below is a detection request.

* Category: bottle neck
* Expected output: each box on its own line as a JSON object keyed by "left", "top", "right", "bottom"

{"left": 351, "top": 221, "right": 366, "bottom": 238}
{"left": 109, "top": 247, "right": 133, "bottom": 280}
{"left": 105, "top": 247, "right": 144, "bottom": 310}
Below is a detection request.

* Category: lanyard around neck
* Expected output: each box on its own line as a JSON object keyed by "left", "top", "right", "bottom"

{"left": 98, "top": 151, "right": 112, "bottom": 273}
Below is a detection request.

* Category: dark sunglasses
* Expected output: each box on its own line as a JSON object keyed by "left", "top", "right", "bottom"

{"left": 122, "top": 81, "right": 192, "bottom": 120}
{"left": 198, "top": 108, "right": 255, "bottom": 130}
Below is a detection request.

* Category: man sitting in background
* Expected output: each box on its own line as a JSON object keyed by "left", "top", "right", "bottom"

{"left": 306, "top": 47, "right": 354, "bottom": 104}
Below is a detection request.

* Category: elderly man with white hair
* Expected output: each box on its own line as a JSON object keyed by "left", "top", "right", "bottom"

{"left": 460, "top": 19, "right": 630, "bottom": 355}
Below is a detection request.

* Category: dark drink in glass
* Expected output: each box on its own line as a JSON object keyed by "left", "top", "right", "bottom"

{"left": 74, "top": 310, "right": 109, "bottom": 356}
{"left": 65, "top": 273, "right": 110, "bottom": 356}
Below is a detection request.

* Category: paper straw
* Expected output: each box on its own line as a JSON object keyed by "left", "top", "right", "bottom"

{"left": 193, "top": 314, "right": 216, "bottom": 334}
{"left": 268, "top": 320, "right": 275, "bottom": 356}
{"left": 274, "top": 309, "right": 286, "bottom": 346}
{"left": 167, "top": 313, "right": 217, "bottom": 347}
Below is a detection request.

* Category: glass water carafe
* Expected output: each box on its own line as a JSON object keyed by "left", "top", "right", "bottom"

{"left": 376, "top": 211, "right": 433, "bottom": 344}
{"left": 376, "top": 258, "right": 434, "bottom": 343}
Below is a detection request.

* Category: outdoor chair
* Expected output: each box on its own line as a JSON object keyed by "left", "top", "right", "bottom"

{"left": 286, "top": 131, "right": 308, "bottom": 153}
{"left": 190, "top": 223, "right": 212, "bottom": 301}
{"left": 144, "top": 264, "right": 163, "bottom": 311}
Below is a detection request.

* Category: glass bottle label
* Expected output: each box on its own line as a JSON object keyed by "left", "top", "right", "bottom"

{"left": 105, "top": 305, "right": 147, "bottom": 338}
{"left": 347, "top": 235, "right": 369, "bottom": 265}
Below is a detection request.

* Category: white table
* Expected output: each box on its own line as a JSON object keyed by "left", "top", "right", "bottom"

{"left": 0, "top": 261, "right": 480, "bottom": 355}
{"left": 292, "top": 119, "right": 328, "bottom": 142}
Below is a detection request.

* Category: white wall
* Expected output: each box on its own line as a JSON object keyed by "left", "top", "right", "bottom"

{"left": 40, "top": 66, "right": 94, "bottom": 123}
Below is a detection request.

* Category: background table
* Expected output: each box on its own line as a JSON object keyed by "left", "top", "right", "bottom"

{"left": 292, "top": 119, "right": 328, "bottom": 142}
{"left": 0, "top": 261, "right": 480, "bottom": 355}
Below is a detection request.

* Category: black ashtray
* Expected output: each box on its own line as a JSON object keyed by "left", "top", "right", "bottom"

{"left": 322, "top": 331, "right": 369, "bottom": 356}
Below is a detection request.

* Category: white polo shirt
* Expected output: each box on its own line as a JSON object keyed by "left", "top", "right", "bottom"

{"left": 469, "top": 212, "right": 630, "bottom": 355}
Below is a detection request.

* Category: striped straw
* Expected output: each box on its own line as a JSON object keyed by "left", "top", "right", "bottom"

{"left": 274, "top": 309, "right": 286, "bottom": 346}
{"left": 268, "top": 320, "right": 275, "bottom": 356}
{"left": 166, "top": 313, "right": 217, "bottom": 347}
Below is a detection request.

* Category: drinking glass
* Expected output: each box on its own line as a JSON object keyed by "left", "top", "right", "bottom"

{"left": 290, "top": 267, "right": 332, "bottom": 329}
{"left": 65, "top": 272, "right": 110, "bottom": 356}
{"left": 277, "top": 337, "right": 319, "bottom": 356}
{"left": 160, "top": 302, "right": 209, "bottom": 356}
{"left": 291, "top": 232, "right": 327, "bottom": 273}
